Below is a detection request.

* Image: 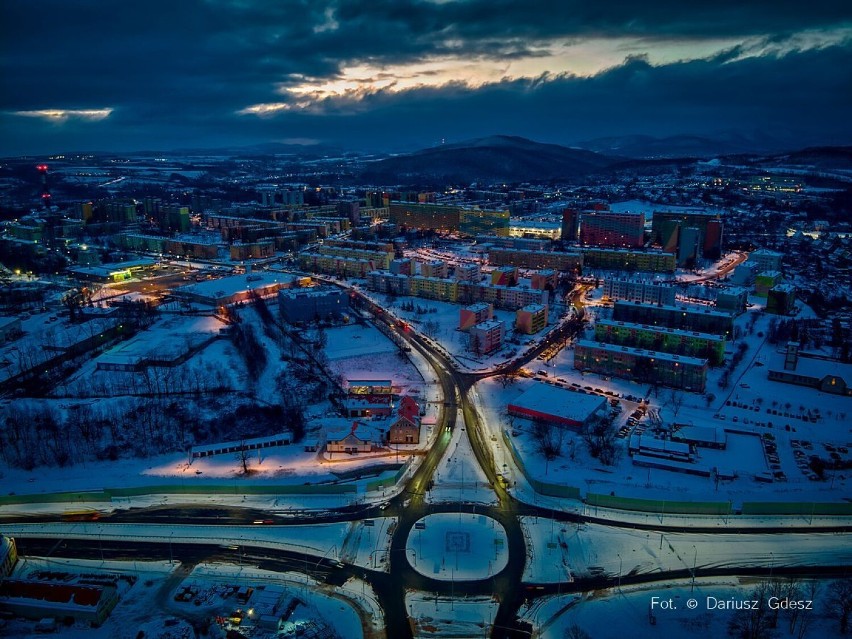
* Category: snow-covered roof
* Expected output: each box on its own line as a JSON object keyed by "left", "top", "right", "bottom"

{"left": 176, "top": 271, "right": 297, "bottom": 298}
{"left": 508, "top": 382, "right": 607, "bottom": 425}
{"left": 576, "top": 339, "right": 709, "bottom": 366}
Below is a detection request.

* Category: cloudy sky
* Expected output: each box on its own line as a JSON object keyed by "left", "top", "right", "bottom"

{"left": 1, "top": 0, "right": 851, "bottom": 155}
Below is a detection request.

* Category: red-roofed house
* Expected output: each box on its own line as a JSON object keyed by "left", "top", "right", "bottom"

{"left": 398, "top": 395, "right": 420, "bottom": 422}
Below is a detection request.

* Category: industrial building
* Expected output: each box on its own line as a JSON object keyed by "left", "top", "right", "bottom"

{"left": 278, "top": 286, "right": 350, "bottom": 323}
{"left": 508, "top": 383, "right": 607, "bottom": 429}
{"left": 174, "top": 272, "right": 302, "bottom": 307}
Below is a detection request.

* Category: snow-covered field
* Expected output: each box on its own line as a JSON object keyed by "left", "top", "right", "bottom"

{"left": 406, "top": 590, "right": 498, "bottom": 639}
{"left": 522, "top": 577, "right": 846, "bottom": 639}
{"left": 405, "top": 513, "right": 508, "bottom": 581}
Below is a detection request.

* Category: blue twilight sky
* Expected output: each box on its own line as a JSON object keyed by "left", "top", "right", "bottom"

{"left": 1, "top": 0, "right": 851, "bottom": 155}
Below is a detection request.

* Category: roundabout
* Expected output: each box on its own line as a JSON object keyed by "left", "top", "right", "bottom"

{"left": 405, "top": 512, "right": 509, "bottom": 581}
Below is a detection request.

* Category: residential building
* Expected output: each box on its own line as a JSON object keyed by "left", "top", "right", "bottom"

{"left": 602, "top": 278, "right": 676, "bottom": 306}
{"left": 388, "top": 415, "right": 420, "bottom": 445}
{"left": 229, "top": 241, "right": 274, "bottom": 260}
{"left": 0, "top": 317, "right": 23, "bottom": 343}
{"left": 652, "top": 210, "right": 724, "bottom": 259}
{"left": 730, "top": 262, "right": 759, "bottom": 287}
{"left": 579, "top": 211, "right": 645, "bottom": 248}
{"left": 390, "top": 258, "right": 412, "bottom": 275}
{"left": 594, "top": 319, "right": 726, "bottom": 366}
{"left": 581, "top": 248, "right": 676, "bottom": 273}
{"left": 459, "top": 208, "right": 511, "bottom": 236}
{"left": 755, "top": 271, "right": 783, "bottom": 297}
{"left": 389, "top": 202, "right": 461, "bottom": 231}
{"left": 488, "top": 248, "right": 583, "bottom": 272}
{"left": 459, "top": 302, "right": 493, "bottom": 331}
{"left": 677, "top": 226, "right": 702, "bottom": 268}
{"left": 574, "top": 339, "right": 708, "bottom": 391}
{"left": 516, "top": 303, "right": 548, "bottom": 334}
{"left": 410, "top": 276, "right": 459, "bottom": 301}
{"left": 530, "top": 270, "right": 558, "bottom": 291}
{"left": 613, "top": 300, "right": 734, "bottom": 337}
{"left": 561, "top": 208, "right": 580, "bottom": 242}
{"left": 748, "top": 248, "right": 783, "bottom": 273}
{"left": 716, "top": 287, "right": 749, "bottom": 315}
{"left": 298, "top": 253, "right": 376, "bottom": 278}
{"left": 454, "top": 263, "right": 481, "bottom": 281}
{"left": 327, "top": 425, "right": 373, "bottom": 453}
{"left": 766, "top": 284, "right": 796, "bottom": 315}
{"left": 0, "top": 535, "right": 17, "bottom": 578}
{"left": 490, "top": 266, "right": 518, "bottom": 286}
{"left": 469, "top": 319, "right": 506, "bottom": 354}
{"left": 420, "top": 259, "right": 448, "bottom": 278}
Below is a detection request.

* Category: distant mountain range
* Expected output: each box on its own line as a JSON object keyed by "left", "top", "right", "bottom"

{"left": 576, "top": 132, "right": 799, "bottom": 159}
{"left": 360, "top": 135, "right": 617, "bottom": 183}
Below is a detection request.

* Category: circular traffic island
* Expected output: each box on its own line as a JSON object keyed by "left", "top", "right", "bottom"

{"left": 405, "top": 513, "right": 508, "bottom": 581}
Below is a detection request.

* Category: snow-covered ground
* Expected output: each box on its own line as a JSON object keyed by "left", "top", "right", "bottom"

{"left": 1, "top": 298, "right": 445, "bottom": 513}
{"left": 520, "top": 516, "right": 573, "bottom": 584}
{"left": 472, "top": 367, "right": 850, "bottom": 508}
{"left": 538, "top": 520, "right": 852, "bottom": 581}
{"left": 521, "top": 577, "right": 845, "bottom": 639}
{"left": 427, "top": 416, "right": 497, "bottom": 506}
{"left": 406, "top": 590, "right": 498, "bottom": 639}
{"left": 405, "top": 513, "right": 508, "bottom": 581}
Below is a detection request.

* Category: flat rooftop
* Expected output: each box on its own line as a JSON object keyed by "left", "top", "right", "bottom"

{"left": 576, "top": 339, "right": 709, "bottom": 366}
{"left": 176, "top": 271, "right": 297, "bottom": 298}
{"left": 509, "top": 382, "right": 607, "bottom": 424}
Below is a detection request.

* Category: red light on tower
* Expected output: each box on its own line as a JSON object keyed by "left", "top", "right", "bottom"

{"left": 37, "top": 164, "right": 49, "bottom": 172}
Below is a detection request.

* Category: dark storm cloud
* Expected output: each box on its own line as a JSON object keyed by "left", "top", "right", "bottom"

{"left": 0, "top": 0, "right": 850, "bottom": 153}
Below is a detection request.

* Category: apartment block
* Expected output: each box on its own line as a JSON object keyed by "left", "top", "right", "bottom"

{"left": 516, "top": 303, "right": 549, "bottom": 334}
{"left": 594, "top": 319, "right": 725, "bottom": 366}
{"left": 488, "top": 248, "right": 583, "bottom": 271}
{"left": 469, "top": 319, "right": 506, "bottom": 354}
{"left": 603, "top": 278, "right": 676, "bottom": 305}
{"left": 579, "top": 211, "right": 645, "bottom": 247}
{"left": 574, "top": 339, "right": 708, "bottom": 392}
{"left": 420, "top": 259, "right": 449, "bottom": 278}
{"left": 613, "top": 300, "right": 733, "bottom": 337}
{"left": 581, "top": 248, "right": 676, "bottom": 273}
{"left": 490, "top": 266, "right": 518, "bottom": 286}
{"left": 459, "top": 302, "right": 494, "bottom": 331}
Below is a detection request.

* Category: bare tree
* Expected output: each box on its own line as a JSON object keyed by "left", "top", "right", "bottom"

{"left": 666, "top": 389, "right": 685, "bottom": 420}
{"left": 235, "top": 439, "right": 251, "bottom": 475}
{"left": 826, "top": 578, "right": 852, "bottom": 635}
